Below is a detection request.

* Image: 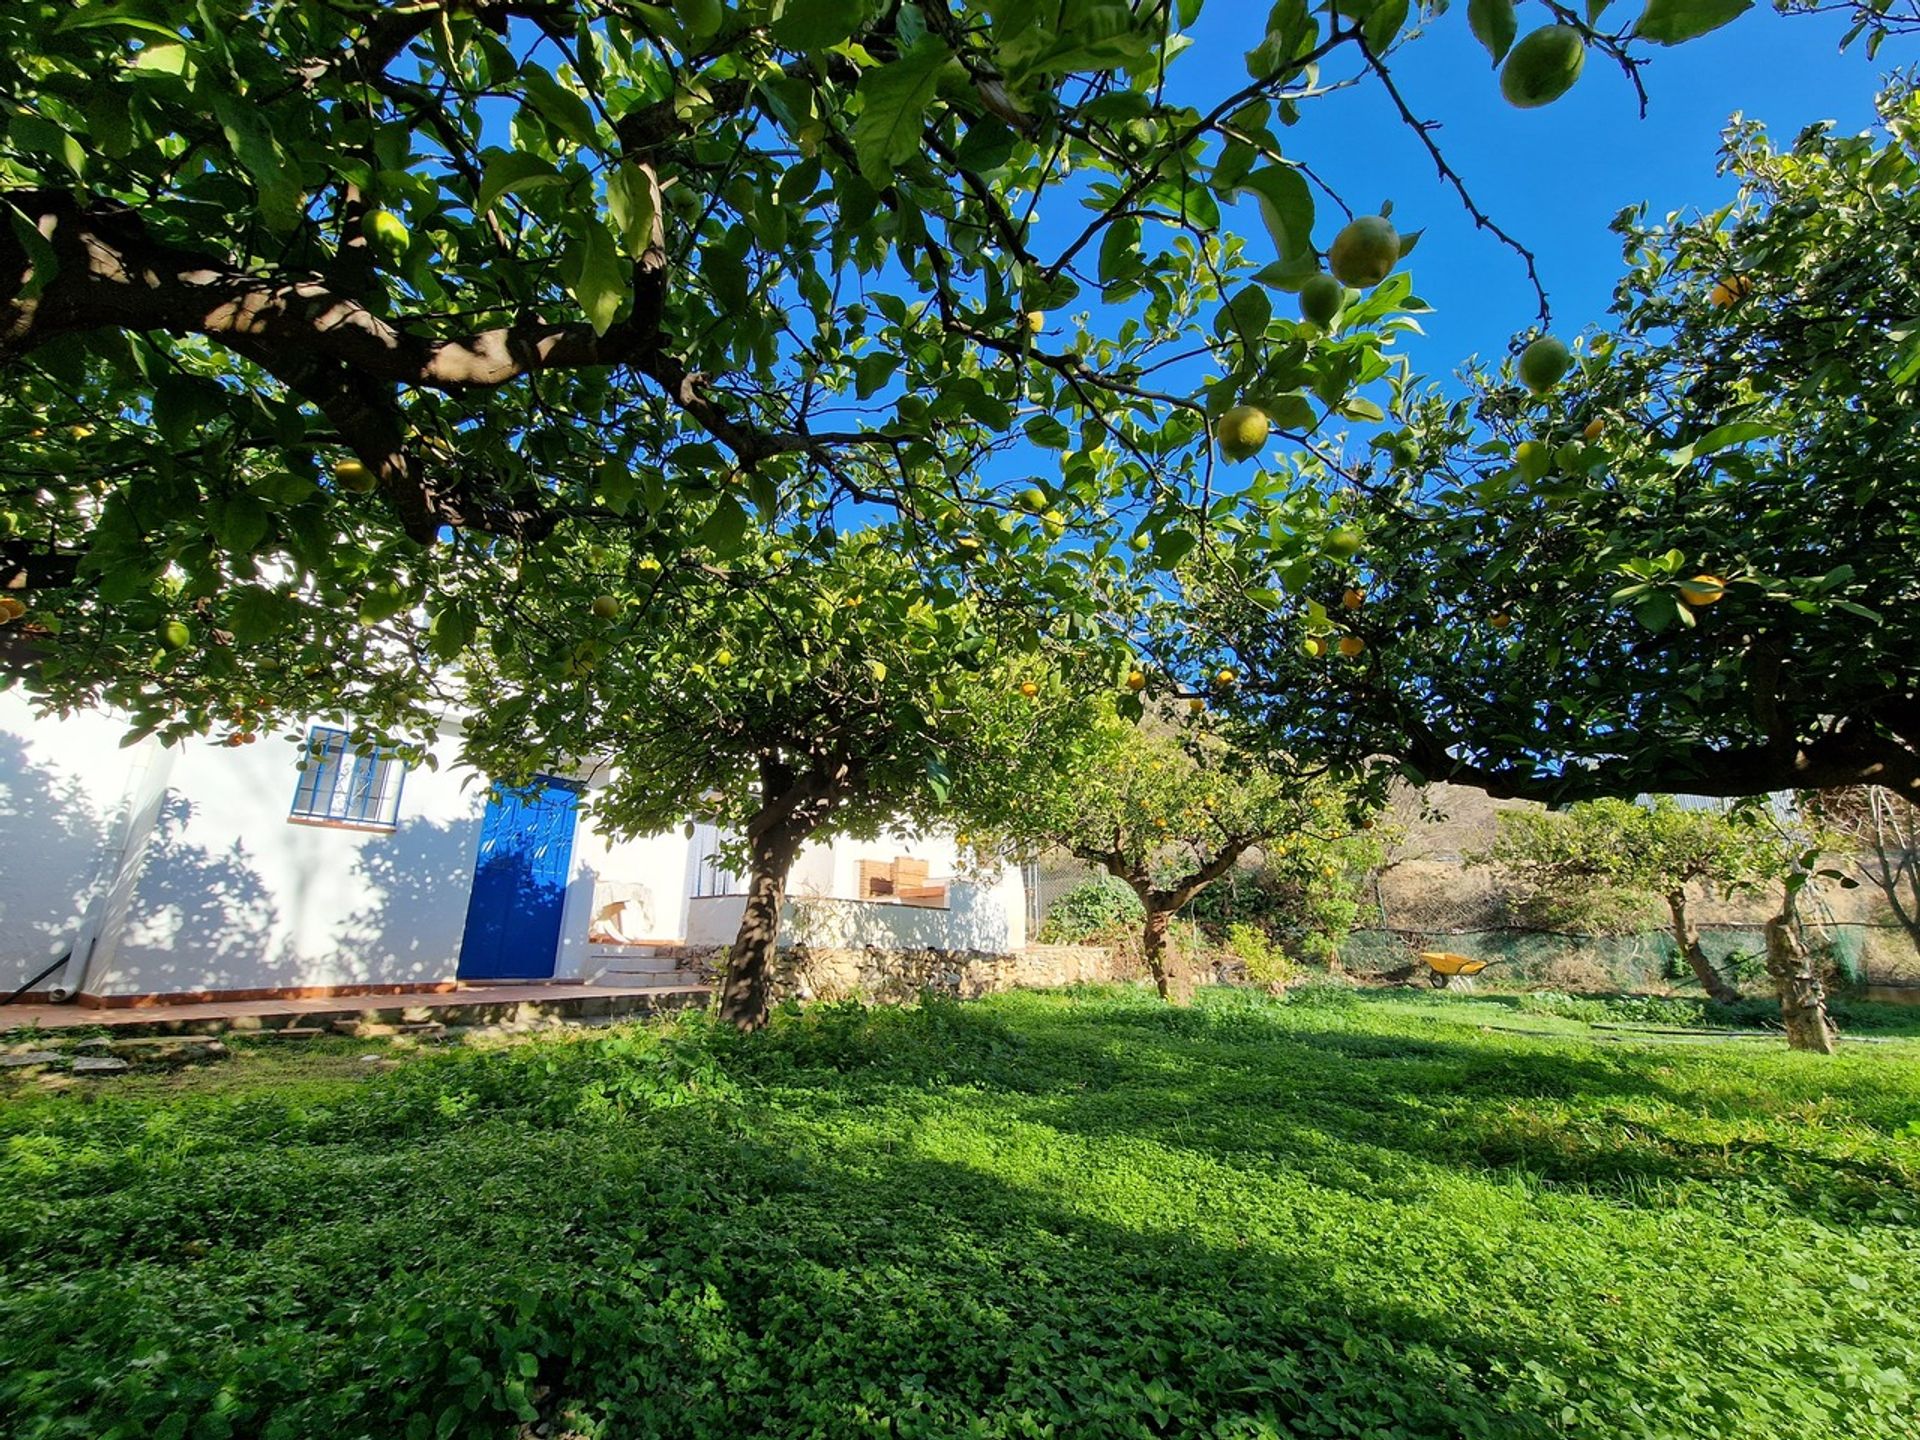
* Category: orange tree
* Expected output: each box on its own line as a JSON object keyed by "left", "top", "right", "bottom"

{"left": 1180, "top": 83, "right": 1920, "bottom": 810}
{"left": 451, "top": 525, "right": 1117, "bottom": 1029}
{"left": 990, "top": 699, "right": 1373, "bottom": 999}
{"left": 1473, "top": 796, "right": 1790, "bottom": 1004}
{"left": 0, "top": 1, "right": 1782, "bottom": 690}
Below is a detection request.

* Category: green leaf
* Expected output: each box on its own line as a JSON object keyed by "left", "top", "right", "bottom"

{"left": 852, "top": 39, "right": 949, "bottom": 187}
{"left": 226, "top": 586, "right": 285, "bottom": 645}
{"left": 519, "top": 65, "right": 600, "bottom": 148}
{"left": 697, "top": 495, "right": 750, "bottom": 557}
{"left": 1467, "top": 0, "right": 1518, "bottom": 62}
{"left": 1634, "top": 0, "right": 1752, "bottom": 43}
{"left": 566, "top": 220, "right": 628, "bottom": 335}
{"left": 1363, "top": 0, "right": 1410, "bottom": 52}
{"left": 773, "top": 0, "right": 871, "bottom": 50}
{"left": 477, "top": 150, "right": 566, "bottom": 213}
{"left": 606, "top": 163, "right": 658, "bottom": 260}
{"left": 1668, "top": 420, "right": 1779, "bottom": 466}
{"left": 1236, "top": 166, "right": 1314, "bottom": 261}
{"left": 925, "top": 753, "right": 953, "bottom": 802}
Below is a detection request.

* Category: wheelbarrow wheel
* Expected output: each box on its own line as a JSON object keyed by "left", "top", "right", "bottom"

{"left": 1428, "top": 971, "right": 1450, "bottom": 990}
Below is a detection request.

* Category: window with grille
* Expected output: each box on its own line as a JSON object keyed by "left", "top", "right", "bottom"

{"left": 288, "top": 726, "right": 406, "bottom": 830}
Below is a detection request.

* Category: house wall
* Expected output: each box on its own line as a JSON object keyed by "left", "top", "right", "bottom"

{"left": 83, "top": 724, "right": 494, "bottom": 997}
{"left": 684, "top": 852, "right": 1026, "bottom": 954}
{"left": 573, "top": 814, "right": 696, "bottom": 943}
{"left": 0, "top": 690, "right": 149, "bottom": 993}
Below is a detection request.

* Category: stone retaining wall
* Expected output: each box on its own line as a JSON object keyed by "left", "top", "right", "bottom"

{"left": 673, "top": 941, "right": 1138, "bottom": 1004}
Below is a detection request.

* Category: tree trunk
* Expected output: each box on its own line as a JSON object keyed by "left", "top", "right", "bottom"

{"left": 716, "top": 824, "right": 802, "bottom": 1032}
{"left": 1764, "top": 893, "right": 1838, "bottom": 1054}
{"left": 1141, "top": 907, "right": 1177, "bottom": 1003}
{"left": 1665, "top": 888, "right": 1741, "bottom": 1005}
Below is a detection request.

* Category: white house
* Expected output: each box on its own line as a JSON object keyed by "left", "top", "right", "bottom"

{"left": 0, "top": 688, "right": 1026, "bottom": 1006}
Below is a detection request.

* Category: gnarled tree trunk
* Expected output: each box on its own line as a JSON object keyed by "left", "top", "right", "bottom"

{"left": 1664, "top": 887, "right": 1741, "bottom": 1005}
{"left": 1141, "top": 906, "right": 1178, "bottom": 1003}
{"left": 715, "top": 751, "right": 856, "bottom": 1032}
{"left": 716, "top": 822, "right": 803, "bottom": 1032}
{"left": 1763, "top": 890, "right": 1837, "bottom": 1054}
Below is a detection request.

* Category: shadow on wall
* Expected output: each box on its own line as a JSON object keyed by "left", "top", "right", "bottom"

{"left": 0, "top": 733, "right": 113, "bottom": 988}
{"left": 106, "top": 795, "right": 285, "bottom": 992}
{"left": 334, "top": 815, "right": 480, "bottom": 984}
{"left": 100, "top": 807, "right": 479, "bottom": 997}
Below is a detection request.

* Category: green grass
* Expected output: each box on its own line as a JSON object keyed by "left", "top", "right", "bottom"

{"left": 4, "top": 987, "right": 1919, "bottom": 1440}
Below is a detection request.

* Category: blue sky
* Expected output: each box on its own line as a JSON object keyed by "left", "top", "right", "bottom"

{"left": 1176, "top": 6, "right": 1894, "bottom": 384}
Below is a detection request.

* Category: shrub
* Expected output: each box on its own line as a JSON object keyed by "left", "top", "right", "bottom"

{"left": 1226, "top": 922, "right": 1296, "bottom": 989}
{"left": 1037, "top": 875, "right": 1144, "bottom": 942}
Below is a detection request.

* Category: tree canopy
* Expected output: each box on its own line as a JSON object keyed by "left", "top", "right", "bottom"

{"left": 1188, "top": 84, "right": 1920, "bottom": 806}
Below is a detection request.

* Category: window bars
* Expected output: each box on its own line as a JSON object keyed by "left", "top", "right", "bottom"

{"left": 288, "top": 725, "right": 406, "bottom": 830}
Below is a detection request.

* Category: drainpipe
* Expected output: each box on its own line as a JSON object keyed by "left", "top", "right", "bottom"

{"left": 49, "top": 737, "right": 177, "bottom": 1002}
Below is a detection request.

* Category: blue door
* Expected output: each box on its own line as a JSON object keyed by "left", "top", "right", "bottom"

{"left": 457, "top": 779, "right": 581, "bottom": 981}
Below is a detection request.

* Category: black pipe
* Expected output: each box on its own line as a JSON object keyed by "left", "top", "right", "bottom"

{"left": 2, "top": 950, "right": 71, "bottom": 1006}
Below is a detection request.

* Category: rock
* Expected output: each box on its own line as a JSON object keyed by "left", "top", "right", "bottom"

{"left": 73, "top": 1037, "right": 115, "bottom": 1053}
{"left": 71, "top": 1056, "right": 131, "bottom": 1075}
{"left": 359, "top": 1053, "right": 383, "bottom": 1063}
{"left": 0, "top": 1050, "right": 62, "bottom": 1069}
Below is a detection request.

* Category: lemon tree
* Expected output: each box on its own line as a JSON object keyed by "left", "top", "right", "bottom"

{"left": 1184, "top": 85, "right": 1920, "bottom": 813}
{"left": 455, "top": 524, "right": 1118, "bottom": 1029}
{"left": 0, "top": 0, "right": 1779, "bottom": 701}
{"left": 995, "top": 703, "right": 1372, "bottom": 1000}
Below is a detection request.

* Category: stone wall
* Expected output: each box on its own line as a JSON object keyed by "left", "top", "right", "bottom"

{"left": 675, "top": 941, "right": 1140, "bottom": 1004}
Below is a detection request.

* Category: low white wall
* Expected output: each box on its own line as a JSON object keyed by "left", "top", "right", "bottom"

{"left": 576, "top": 817, "right": 696, "bottom": 943}
{"left": 0, "top": 690, "right": 144, "bottom": 992}
{"left": 82, "top": 723, "right": 492, "bottom": 996}
{"left": 685, "top": 874, "right": 1025, "bottom": 955}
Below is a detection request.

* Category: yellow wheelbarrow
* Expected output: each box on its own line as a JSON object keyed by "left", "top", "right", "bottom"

{"left": 1418, "top": 951, "right": 1502, "bottom": 990}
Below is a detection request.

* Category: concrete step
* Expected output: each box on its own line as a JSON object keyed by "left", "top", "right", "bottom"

{"left": 594, "top": 955, "right": 684, "bottom": 979}
{"left": 5, "top": 984, "right": 711, "bottom": 1037}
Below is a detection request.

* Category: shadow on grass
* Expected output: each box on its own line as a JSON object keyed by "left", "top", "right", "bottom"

{"left": 4, "top": 989, "right": 1918, "bottom": 1440}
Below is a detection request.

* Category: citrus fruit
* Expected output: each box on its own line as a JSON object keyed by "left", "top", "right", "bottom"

{"left": 1188, "top": 697, "right": 1205, "bottom": 714}
{"left": 1017, "top": 486, "right": 1049, "bottom": 513}
{"left": 1215, "top": 667, "right": 1236, "bottom": 687}
{"left": 158, "top": 619, "right": 192, "bottom": 651}
{"left": 1018, "top": 680, "right": 1040, "bottom": 698}
{"left": 1325, "top": 528, "right": 1364, "bottom": 559}
{"left": 1515, "top": 439, "right": 1551, "bottom": 480}
{"left": 1518, "top": 336, "right": 1572, "bottom": 395}
{"left": 1582, "top": 417, "right": 1605, "bottom": 441}
{"left": 1299, "top": 273, "right": 1347, "bottom": 327}
{"left": 1125, "top": 668, "right": 1147, "bottom": 692}
{"left": 1500, "top": 26, "right": 1585, "bottom": 109}
{"left": 1337, "top": 634, "right": 1366, "bottom": 658}
{"left": 335, "top": 460, "right": 378, "bottom": 493}
{"left": 1217, "top": 405, "right": 1271, "bottom": 463}
{"left": 1709, "top": 275, "right": 1753, "bottom": 308}
{"left": 1489, "top": 613, "right": 1512, "bottom": 629}
{"left": 1327, "top": 215, "right": 1400, "bottom": 289}
{"left": 363, "top": 208, "right": 410, "bottom": 262}
{"left": 1303, "top": 636, "right": 1326, "bottom": 658}
{"left": 1677, "top": 574, "right": 1726, "bottom": 607}
{"left": 1024, "top": 310, "right": 1046, "bottom": 334}
{"left": 1341, "top": 587, "right": 1364, "bottom": 610}
{"left": 590, "top": 595, "right": 620, "bottom": 619}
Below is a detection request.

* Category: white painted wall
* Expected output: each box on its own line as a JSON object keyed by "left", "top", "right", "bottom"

{"left": 574, "top": 815, "right": 696, "bottom": 944}
{"left": 3, "top": 688, "right": 1029, "bottom": 997}
{"left": 682, "top": 825, "right": 1027, "bottom": 954}
{"left": 0, "top": 689, "right": 147, "bottom": 993}
{"left": 83, "top": 724, "right": 492, "bottom": 996}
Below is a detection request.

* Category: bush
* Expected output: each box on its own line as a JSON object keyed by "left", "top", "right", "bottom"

{"left": 1037, "top": 875, "right": 1144, "bottom": 942}
{"left": 1226, "top": 922, "right": 1296, "bottom": 989}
